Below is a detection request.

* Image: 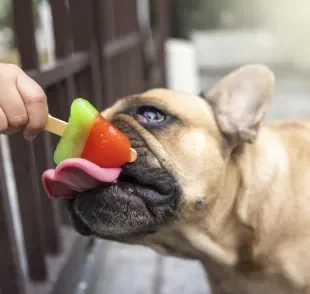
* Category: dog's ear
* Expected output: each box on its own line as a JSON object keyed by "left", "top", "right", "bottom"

{"left": 201, "top": 64, "right": 275, "bottom": 145}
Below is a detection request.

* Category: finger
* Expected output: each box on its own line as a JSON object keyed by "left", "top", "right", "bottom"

{"left": 16, "top": 71, "right": 48, "bottom": 140}
{"left": 0, "top": 107, "right": 8, "bottom": 134}
{"left": 0, "top": 69, "right": 28, "bottom": 133}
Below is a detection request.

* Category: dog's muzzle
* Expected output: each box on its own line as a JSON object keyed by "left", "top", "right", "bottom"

{"left": 63, "top": 120, "right": 180, "bottom": 240}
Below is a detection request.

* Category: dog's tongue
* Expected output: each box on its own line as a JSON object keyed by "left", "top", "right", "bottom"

{"left": 42, "top": 158, "right": 121, "bottom": 199}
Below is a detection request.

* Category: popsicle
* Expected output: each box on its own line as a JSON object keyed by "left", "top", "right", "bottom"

{"left": 44, "top": 98, "right": 137, "bottom": 168}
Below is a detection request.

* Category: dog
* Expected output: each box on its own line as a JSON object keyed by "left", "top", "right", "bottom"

{"left": 64, "top": 64, "right": 310, "bottom": 293}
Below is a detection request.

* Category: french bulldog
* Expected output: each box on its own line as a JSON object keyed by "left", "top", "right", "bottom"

{"left": 45, "top": 64, "right": 310, "bottom": 293}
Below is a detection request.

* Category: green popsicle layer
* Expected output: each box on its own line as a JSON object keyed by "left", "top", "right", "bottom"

{"left": 53, "top": 98, "right": 99, "bottom": 164}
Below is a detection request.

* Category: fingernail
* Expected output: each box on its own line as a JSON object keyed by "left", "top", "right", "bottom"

{"left": 23, "top": 131, "right": 37, "bottom": 141}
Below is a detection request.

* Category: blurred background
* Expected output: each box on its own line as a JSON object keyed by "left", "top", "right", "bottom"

{"left": 1, "top": 1, "right": 310, "bottom": 294}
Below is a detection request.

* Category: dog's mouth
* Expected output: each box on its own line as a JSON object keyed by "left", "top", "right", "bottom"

{"left": 42, "top": 120, "right": 180, "bottom": 239}
{"left": 69, "top": 163, "right": 178, "bottom": 238}
{"left": 42, "top": 158, "right": 121, "bottom": 199}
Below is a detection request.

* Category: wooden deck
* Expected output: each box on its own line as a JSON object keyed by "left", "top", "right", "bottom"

{"left": 89, "top": 241, "right": 210, "bottom": 294}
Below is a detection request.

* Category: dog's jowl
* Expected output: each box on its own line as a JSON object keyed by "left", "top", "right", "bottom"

{"left": 65, "top": 64, "right": 310, "bottom": 294}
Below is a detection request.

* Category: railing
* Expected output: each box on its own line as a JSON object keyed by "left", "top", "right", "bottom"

{"left": 0, "top": 0, "right": 171, "bottom": 293}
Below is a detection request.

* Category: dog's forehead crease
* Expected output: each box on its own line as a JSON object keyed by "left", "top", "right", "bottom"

{"left": 106, "top": 88, "right": 215, "bottom": 124}
{"left": 141, "top": 88, "right": 211, "bottom": 116}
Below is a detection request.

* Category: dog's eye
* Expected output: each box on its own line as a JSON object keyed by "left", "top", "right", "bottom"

{"left": 133, "top": 106, "right": 167, "bottom": 125}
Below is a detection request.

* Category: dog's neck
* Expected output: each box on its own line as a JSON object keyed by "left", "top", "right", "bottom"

{"left": 146, "top": 128, "right": 289, "bottom": 271}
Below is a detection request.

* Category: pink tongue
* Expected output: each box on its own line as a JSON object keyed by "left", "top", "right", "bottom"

{"left": 42, "top": 158, "right": 121, "bottom": 199}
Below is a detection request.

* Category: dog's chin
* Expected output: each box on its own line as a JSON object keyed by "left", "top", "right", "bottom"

{"left": 65, "top": 179, "right": 178, "bottom": 241}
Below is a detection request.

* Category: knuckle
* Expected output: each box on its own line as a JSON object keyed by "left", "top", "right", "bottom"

{"left": 0, "top": 63, "right": 21, "bottom": 75}
{"left": 27, "top": 89, "right": 47, "bottom": 106}
{"left": 9, "top": 114, "right": 28, "bottom": 128}
{"left": 28, "top": 120, "right": 44, "bottom": 131}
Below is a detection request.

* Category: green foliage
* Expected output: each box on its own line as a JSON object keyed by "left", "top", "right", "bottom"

{"left": 171, "top": 0, "right": 228, "bottom": 38}
{"left": 171, "top": 0, "right": 205, "bottom": 38}
{"left": 171, "top": 0, "right": 265, "bottom": 39}
{"left": 0, "top": 0, "right": 12, "bottom": 30}
{"left": 0, "top": 0, "right": 42, "bottom": 30}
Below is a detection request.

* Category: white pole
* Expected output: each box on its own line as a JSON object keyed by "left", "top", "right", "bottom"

{"left": 165, "top": 38, "right": 199, "bottom": 95}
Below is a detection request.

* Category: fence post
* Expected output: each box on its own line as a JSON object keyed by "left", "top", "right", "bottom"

{"left": 68, "top": 0, "right": 104, "bottom": 110}
{"left": 152, "top": 0, "right": 172, "bottom": 87}
{"left": 0, "top": 146, "right": 26, "bottom": 294}
{"left": 11, "top": 0, "right": 48, "bottom": 280}
{"left": 48, "top": 0, "right": 75, "bottom": 225}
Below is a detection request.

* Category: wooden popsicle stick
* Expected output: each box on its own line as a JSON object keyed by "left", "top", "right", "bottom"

{"left": 44, "top": 114, "right": 137, "bottom": 163}
{"left": 128, "top": 148, "right": 137, "bottom": 163}
{"left": 45, "top": 115, "right": 67, "bottom": 136}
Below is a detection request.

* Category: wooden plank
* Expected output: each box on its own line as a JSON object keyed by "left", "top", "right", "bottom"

{"left": 106, "top": 41, "right": 144, "bottom": 98}
{"left": 28, "top": 53, "right": 91, "bottom": 89}
{"left": 69, "top": 0, "right": 91, "bottom": 52}
{"left": 8, "top": 135, "right": 47, "bottom": 281}
{"left": 27, "top": 229, "right": 91, "bottom": 294}
{"left": 13, "top": 0, "right": 63, "bottom": 258}
{"left": 49, "top": 0, "right": 81, "bottom": 227}
{"left": 74, "top": 69, "right": 94, "bottom": 103}
{"left": 49, "top": 0, "right": 76, "bottom": 114}
{"left": 33, "top": 133, "right": 62, "bottom": 255}
{"left": 94, "top": 0, "right": 117, "bottom": 106}
{"left": 114, "top": 0, "right": 138, "bottom": 36}
{"left": 110, "top": 56, "right": 122, "bottom": 102}
{"left": 101, "top": 58, "right": 115, "bottom": 107}
{"left": 98, "top": 0, "right": 115, "bottom": 43}
{"left": 128, "top": 47, "right": 145, "bottom": 94}
{"left": 50, "top": 233, "right": 92, "bottom": 294}
{"left": 0, "top": 144, "right": 26, "bottom": 294}
{"left": 11, "top": 0, "right": 39, "bottom": 70}
{"left": 90, "top": 241, "right": 160, "bottom": 294}
{"left": 131, "top": 0, "right": 140, "bottom": 31}
{"left": 97, "top": 0, "right": 145, "bottom": 104}
{"left": 11, "top": 0, "right": 48, "bottom": 281}
{"left": 103, "top": 32, "right": 140, "bottom": 58}
{"left": 88, "top": 0, "right": 105, "bottom": 110}
{"left": 49, "top": 0, "right": 72, "bottom": 58}
{"left": 153, "top": 0, "right": 172, "bottom": 87}
{"left": 112, "top": 0, "right": 138, "bottom": 36}
{"left": 113, "top": 0, "right": 124, "bottom": 38}
{"left": 69, "top": 0, "right": 103, "bottom": 109}
{"left": 160, "top": 257, "right": 211, "bottom": 294}
{"left": 157, "top": 0, "right": 172, "bottom": 39}
{"left": 45, "top": 84, "right": 72, "bottom": 226}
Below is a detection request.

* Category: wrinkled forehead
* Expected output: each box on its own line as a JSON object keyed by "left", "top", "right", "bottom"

{"left": 104, "top": 88, "right": 215, "bottom": 126}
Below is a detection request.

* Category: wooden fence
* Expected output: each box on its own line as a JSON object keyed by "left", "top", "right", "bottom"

{"left": 0, "top": 1, "right": 171, "bottom": 293}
